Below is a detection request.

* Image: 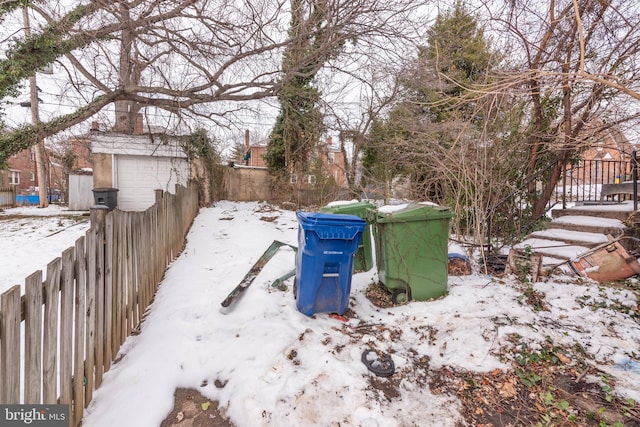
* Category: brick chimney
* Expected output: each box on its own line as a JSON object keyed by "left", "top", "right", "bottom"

{"left": 90, "top": 121, "right": 99, "bottom": 132}
{"left": 327, "top": 136, "right": 333, "bottom": 148}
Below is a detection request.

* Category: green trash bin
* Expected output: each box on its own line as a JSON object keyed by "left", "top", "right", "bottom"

{"left": 370, "top": 202, "right": 454, "bottom": 303}
{"left": 321, "top": 200, "right": 375, "bottom": 272}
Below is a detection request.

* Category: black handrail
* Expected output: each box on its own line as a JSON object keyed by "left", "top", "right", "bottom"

{"left": 486, "top": 152, "right": 640, "bottom": 253}
{"left": 489, "top": 160, "right": 561, "bottom": 216}
{"left": 486, "top": 159, "right": 561, "bottom": 252}
{"left": 564, "top": 158, "right": 634, "bottom": 203}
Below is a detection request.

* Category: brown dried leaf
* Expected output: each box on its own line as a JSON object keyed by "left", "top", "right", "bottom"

{"left": 556, "top": 352, "right": 571, "bottom": 364}
{"left": 498, "top": 379, "right": 517, "bottom": 398}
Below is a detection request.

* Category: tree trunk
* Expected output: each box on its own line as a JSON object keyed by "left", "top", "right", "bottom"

{"left": 29, "top": 75, "right": 49, "bottom": 208}
{"left": 340, "top": 132, "right": 362, "bottom": 197}
{"left": 113, "top": 4, "right": 139, "bottom": 133}
{"left": 532, "top": 161, "right": 563, "bottom": 220}
{"left": 24, "top": 7, "right": 48, "bottom": 208}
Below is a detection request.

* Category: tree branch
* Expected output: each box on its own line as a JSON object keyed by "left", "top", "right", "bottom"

{"left": 0, "top": 90, "right": 123, "bottom": 165}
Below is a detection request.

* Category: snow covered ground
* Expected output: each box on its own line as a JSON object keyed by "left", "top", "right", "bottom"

{"left": 1, "top": 201, "right": 639, "bottom": 426}
{"left": 0, "top": 204, "right": 90, "bottom": 294}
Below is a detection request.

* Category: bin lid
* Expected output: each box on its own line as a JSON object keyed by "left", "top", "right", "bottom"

{"left": 297, "top": 211, "right": 366, "bottom": 227}
{"left": 320, "top": 200, "right": 375, "bottom": 216}
{"left": 375, "top": 202, "right": 454, "bottom": 223}
{"left": 297, "top": 211, "right": 366, "bottom": 240}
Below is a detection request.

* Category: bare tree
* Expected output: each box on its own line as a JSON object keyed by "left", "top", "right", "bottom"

{"left": 22, "top": 5, "right": 48, "bottom": 207}
{"left": 480, "top": 0, "right": 640, "bottom": 218}
{"left": 0, "top": 0, "right": 430, "bottom": 165}
{"left": 319, "top": 2, "right": 430, "bottom": 198}
{"left": 327, "top": 71, "right": 402, "bottom": 198}
{"left": 378, "top": 0, "right": 640, "bottom": 248}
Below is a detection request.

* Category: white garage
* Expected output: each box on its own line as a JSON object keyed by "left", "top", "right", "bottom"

{"left": 91, "top": 133, "right": 190, "bottom": 211}
{"left": 114, "top": 155, "right": 190, "bottom": 211}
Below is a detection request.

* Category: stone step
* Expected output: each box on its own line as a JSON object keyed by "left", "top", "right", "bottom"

{"left": 545, "top": 215, "right": 626, "bottom": 236}
{"left": 515, "top": 238, "right": 592, "bottom": 260}
{"left": 511, "top": 205, "right": 637, "bottom": 278}
{"left": 505, "top": 251, "right": 573, "bottom": 280}
{"left": 528, "top": 228, "right": 610, "bottom": 248}
{"left": 540, "top": 256, "right": 574, "bottom": 275}
{"left": 551, "top": 204, "right": 633, "bottom": 221}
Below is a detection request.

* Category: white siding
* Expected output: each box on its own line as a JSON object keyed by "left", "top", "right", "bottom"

{"left": 115, "top": 155, "right": 189, "bottom": 211}
{"left": 91, "top": 134, "right": 188, "bottom": 158}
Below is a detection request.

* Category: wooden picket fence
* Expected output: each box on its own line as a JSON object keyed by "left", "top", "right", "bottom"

{"left": 0, "top": 182, "right": 199, "bottom": 426}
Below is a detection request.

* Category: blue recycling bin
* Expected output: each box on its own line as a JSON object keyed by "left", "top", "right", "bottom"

{"left": 295, "top": 212, "right": 366, "bottom": 316}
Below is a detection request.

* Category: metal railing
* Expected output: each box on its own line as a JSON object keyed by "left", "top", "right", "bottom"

{"left": 560, "top": 155, "right": 637, "bottom": 207}
{"left": 487, "top": 152, "right": 639, "bottom": 252}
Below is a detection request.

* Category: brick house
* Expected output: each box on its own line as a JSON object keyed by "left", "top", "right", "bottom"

{"left": 1, "top": 125, "right": 96, "bottom": 204}
{"left": 1, "top": 147, "right": 38, "bottom": 194}
{"left": 243, "top": 132, "right": 268, "bottom": 168}
{"left": 567, "top": 125, "right": 635, "bottom": 185}
{"left": 243, "top": 132, "right": 347, "bottom": 188}
{"left": 315, "top": 137, "right": 346, "bottom": 188}
{"left": 48, "top": 134, "right": 94, "bottom": 197}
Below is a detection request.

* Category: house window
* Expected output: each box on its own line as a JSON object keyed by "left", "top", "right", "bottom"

{"left": 9, "top": 171, "right": 20, "bottom": 185}
{"left": 290, "top": 173, "right": 298, "bottom": 184}
{"left": 305, "top": 174, "right": 316, "bottom": 185}
{"left": 30, "top": 172, "right": 35, "bottom": 181}
{"left": 29, "top": 148, "right": 35, "bottom": 161}
{"left": 328, "top": 152, "right": 335, "bottom": 164}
